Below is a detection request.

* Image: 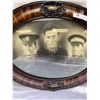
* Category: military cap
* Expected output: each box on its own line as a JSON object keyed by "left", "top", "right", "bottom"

{"left": 19, "top": 34, "right": 39, "bottom": 45}
{"left": 68, "top": 30, "right": 87, "bottom": 44}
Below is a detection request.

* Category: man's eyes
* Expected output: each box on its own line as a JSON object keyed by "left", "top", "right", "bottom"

{"left": 72, "top": 44, "right": 80, "bottom": 47}
{"left": 47, "top": 35, "right": 56, "bottom": 38}
{"left": 23, "top": 44, "right": 32, "bottom": 47}
{"left": 47, "top": 36, "right": 50, "bottom": 38}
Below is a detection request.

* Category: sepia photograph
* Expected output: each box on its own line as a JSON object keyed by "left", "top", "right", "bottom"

{"left": 13, "top": 18, "right": 87, "bottom": 78}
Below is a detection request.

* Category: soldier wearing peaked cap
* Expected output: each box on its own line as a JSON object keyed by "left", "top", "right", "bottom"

{"left": 19, "top": 34, "right": 39, "bottom": 56}
{"left": 68, "top": 30, "right": 87, "bottom": 58}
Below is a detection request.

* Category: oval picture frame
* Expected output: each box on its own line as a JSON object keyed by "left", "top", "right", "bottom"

{"left": 13, "top": 1, "right": 87, "bottom": 91}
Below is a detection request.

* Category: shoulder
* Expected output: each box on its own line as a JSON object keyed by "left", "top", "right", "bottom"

{"left": 57, "top": 47, "right": 68, "bottom": 56}
{"left": 37, "top": 47, "right": 48, "bottom": 55}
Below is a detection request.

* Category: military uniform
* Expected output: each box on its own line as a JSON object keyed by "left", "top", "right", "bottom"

{"left": 37, "top": 47, "right": 67, "bottom": 57}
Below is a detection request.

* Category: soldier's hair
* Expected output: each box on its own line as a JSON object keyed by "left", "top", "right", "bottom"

{"left": 43, "top": 23, "right": 60, "bottom": 35}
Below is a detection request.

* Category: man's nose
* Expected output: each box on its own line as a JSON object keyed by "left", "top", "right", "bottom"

{"left": 49, "top": 37, "right": 53, "bottom": 42}
{"left": 26, "top": 45, "right": 31, "bottom": 50}
{"left": 73, "top": 46, "right": 77, "bottom": 50}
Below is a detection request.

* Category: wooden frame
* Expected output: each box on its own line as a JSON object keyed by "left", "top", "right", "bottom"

{"left": 13, "top": 1, "right": 87, "bottom": 91}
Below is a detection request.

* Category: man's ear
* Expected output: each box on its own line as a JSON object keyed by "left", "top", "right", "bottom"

{"left": 35, "top": 40, "right": 38, "bottom": 47}
{"left": 34, "top": 40, "right": 39, "bottom": 52}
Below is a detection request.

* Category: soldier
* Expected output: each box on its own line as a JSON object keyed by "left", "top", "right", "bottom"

{"left": 19, "top": 34, "right": 39, "bottom": 57}
{"left": 37, "top": 23, "right": 67, "bottom": 57}
{"left": 68, "top": 30, "right": 87, "bottom": 58}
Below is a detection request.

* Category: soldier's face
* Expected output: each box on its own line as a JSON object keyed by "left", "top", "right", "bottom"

{"left": 71, "top": 42, "right": 84, "bottom": 57}
{"left": 44, "top": 30, "right": 59, "bottom": 51}
{"left": 22, "top": 42, "right": 36, "bottom": 56}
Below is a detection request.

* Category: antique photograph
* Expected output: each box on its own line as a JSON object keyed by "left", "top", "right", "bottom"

{"left": 13, "top": 18, "right": 87, "bottom": 78}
